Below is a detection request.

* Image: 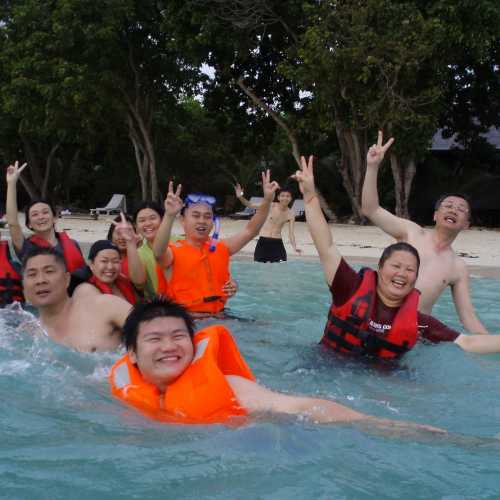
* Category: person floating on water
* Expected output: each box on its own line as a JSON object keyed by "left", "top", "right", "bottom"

{"left": 152, "top": 171, "right": 278, "bottom": 315}
{"left": 293, "top": 155, "right": 500, "bottom": 358}
{"left": 22, "top": 247, "right": 131, "bottom": 352}
{"left": 72, "top": 239, "right": 139, "bottom": 305}
{"left": 234, "top": 183, "right": 301, "bottom": 262}
{"left": 5, "top": 161, "right": 85, "bottom": 273}
{"left": 110, "top": 295, "right": 442, "bottom": 433}
{"left": 361, "top": 132, "right": 489, "bottom": 334}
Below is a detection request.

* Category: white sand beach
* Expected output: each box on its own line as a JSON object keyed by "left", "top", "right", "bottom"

{"left": 5, "top": 213, "right": 498, "bottom": 278}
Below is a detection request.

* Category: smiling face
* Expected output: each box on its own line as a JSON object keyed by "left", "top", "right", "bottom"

{"left": 377, "top": 250, "right": 418, "bottom": 306}
{"left": 277, "top": 190, "right": 293, "bottom": 207}
{"left": 433, "top": 196, "right": 470, "bottom": 232}
{"left": 128, "top": 316, "right": 194, "bottom": 393}
{"left": 89, "top": 249, "right": 121, "bottom": 284}
{"left": 22, "top": 254, "right": 69, "bottom": 307}
{"left": 27, "top": 202, "right": 56, "bottom": 233}
{"left": 181, "top": 203, "right": 214, "bottom": 243}
{"left": 136, "top": 208, "right": 162, "bottom": 243}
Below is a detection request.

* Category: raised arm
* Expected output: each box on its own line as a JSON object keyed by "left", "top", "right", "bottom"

{"left": 5, "top": 161, "right": 28, "bottom": 252}
{"left": 224, "top": 170, "right": 277, "bottom": 255}
{"left": 152, "top": 181, "right": 182, "bottom": 269}
{"left": 293, "top": 156, "right": 341, "bottom": 286}
{"left": 114, "top": 212, "right": 146, "bottom": 287}
{"left": 234, "top": 183, "right": 261, "bottom": 209}
{"left": 451, "top": 262, "right": 489, "bottom": 334}
{"left": 361, "top": 131, "right": 411, "bottom": 240}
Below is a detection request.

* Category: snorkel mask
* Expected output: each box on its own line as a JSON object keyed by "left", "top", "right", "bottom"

{"left": 184, "top": 193, "right": 219, "bottom": 252}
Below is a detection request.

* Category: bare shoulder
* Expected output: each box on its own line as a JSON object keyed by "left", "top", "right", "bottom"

{"left": 72, "top": 282, "right": 100, "bottom": 299}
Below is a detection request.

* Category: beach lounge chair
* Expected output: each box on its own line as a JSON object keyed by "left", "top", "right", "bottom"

{"left": 90, "top": 194, "right": 127, "bottom": 219}
{"left": 292, "top": 199, "right": 305, "bottom": 220}
{"left": 229, "top": 197, "right": 263, "bottom": 219}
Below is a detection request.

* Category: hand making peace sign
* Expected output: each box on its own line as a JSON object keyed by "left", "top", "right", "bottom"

{"left": 6, "top": 161, "right": 28, "bottom": 185}
{"left": 164, "top": 180, "right": 183, "bottom": 216}
{"left": 366, "top": 130, "right": 394, "bottom": 169}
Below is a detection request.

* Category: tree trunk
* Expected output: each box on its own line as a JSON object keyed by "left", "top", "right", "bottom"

{"left": 41, "top": 142, "right": 61, "bottom": 199}
{"left": 129, "top": 115, "right": 149, "bottom": 201}
{"left": 335, "top": 124, "right": 367, "bottom": 222}
{"left": 390, "top": 154, "right": 416, "bottom": 219}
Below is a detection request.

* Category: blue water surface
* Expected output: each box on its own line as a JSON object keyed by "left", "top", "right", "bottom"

{"left": 1, "top": 259, "right": 500, "bottom": 499}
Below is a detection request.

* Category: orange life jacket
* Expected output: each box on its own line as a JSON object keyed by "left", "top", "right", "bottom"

{"left": 155, "top": 264, "right": 169, "bottom": 297}
{"left": 88, "top": 275, "right": 137, "bottom": 304}
{"left": 110, "top": 324, "right": 255, "bottom": 424}
{"left": 322, "top": 268, "right": 419, "bottom": 358}
{"left": 0, "top": 241, "right": 24, "bottom": 305}
{"left": 28, "top": 231, "right": 85, "bottom": 272}
{"left": 168, "top": 240, "right": 230, "bottom": 313}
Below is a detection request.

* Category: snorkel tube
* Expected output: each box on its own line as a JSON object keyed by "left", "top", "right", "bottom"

{"left": 209, "top": 216, "right": 220, "bottom": 252}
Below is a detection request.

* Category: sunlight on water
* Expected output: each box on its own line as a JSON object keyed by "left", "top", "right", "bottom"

{"left": 2, "top": 260, "right": 500, "bottom": 499}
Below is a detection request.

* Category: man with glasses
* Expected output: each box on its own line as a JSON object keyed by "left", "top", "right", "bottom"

{"left": 361, "top": 132, "right": 489, "bottom": 334}
{"left": 153, "top": 171, "right": 279, "bottom": 316}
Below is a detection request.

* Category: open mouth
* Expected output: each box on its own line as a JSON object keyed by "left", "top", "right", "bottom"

{"left": 35, "top": 289, "right": 51, "bottom": 298}
{"left": 156, "top": 354, "right": 181, "bottom": 364}
{"left": 391, "top": 278, "right": 407, "bottom": 289}
{"left": 444, "top": 215, "right": 457, "bottom": 224}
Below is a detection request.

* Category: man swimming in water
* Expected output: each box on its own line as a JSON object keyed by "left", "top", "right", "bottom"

{"left": 234, "top": 184, "right": 301, "bottom": 262}
{"left": 152, "top": 170, "right": 278, "bottom": 315}
{"left": 22, "top": 247, "right": 131, "bottom": 352}
{"left": 361, "top": 132, "right": 489, "bottom": 334}
{"left": 110, "top": 296, "right": 441, "bottom": 434}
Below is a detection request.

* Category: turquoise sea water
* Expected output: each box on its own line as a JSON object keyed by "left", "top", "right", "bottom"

{"left": 2, "top": 259, "right": 500, "bottom": 499}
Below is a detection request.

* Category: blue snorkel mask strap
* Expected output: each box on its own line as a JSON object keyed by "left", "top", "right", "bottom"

{"left": 209, "top": 216, "right": 220, "bottom": 252}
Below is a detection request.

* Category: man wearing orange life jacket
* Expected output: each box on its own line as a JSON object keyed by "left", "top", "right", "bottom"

{"left": 110, "top": 296, "right": 443, "bottom": 433}
{"left": 6, "top": 161, "right": 85, "bottom": 273}
{"left": 152, "top": 171, "right": 279, "bottom": 315}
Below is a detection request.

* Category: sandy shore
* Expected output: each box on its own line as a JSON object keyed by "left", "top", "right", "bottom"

{"left": 5, "top": 214, "right": 500, "bottom": 278}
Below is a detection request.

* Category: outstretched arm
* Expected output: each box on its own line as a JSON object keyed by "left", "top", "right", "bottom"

{"left": 224, "top": 170, "right": 278, "bottom": 255}
{"left": 455, "top": 334, "right": 500, "bottom": 353}
{"left": 361, "top": 131, "right": 412, "bottom": 240}
{"left": 152, "top": 181, "right": 183, "bottom": 269}
{"left": 6, "top": 161, "right": 28, "bottom": 252}
{"left": 227, "top": 375, "right": 444, "bottom": 434}
{"left": 293, "top": 156, "right": 341, "bottom": 286}
{"left": 451, "top": 263, "right": 489, "bottom": 334}
{"left": 234, "top": 183, "right": 261, "bottom": 209}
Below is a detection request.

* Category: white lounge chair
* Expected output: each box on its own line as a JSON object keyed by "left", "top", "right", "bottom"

{"left": 90, "top": 194, "right": 127, "bottom": 219}
{"left": 292, "top": 199, "right": 305, "bottom": 219}
{"left": 229, "top": 197, "right": 263, "bottom": 219}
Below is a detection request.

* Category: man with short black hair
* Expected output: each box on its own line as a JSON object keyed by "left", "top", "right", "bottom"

{"left": 22, "top": 247, "right": 131, "bottom": 352}
{"left": 361, "top": 132, "right": 488, "bottom": 334}
{"left": 110, "top": 296, "right": 442, "bottom": 434}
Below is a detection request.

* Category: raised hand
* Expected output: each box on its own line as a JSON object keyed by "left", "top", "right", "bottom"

{"left": 293, "top": 155, "right": 315, "bottom": 199}
{"left": 261, "top": 169, "right": 280, "bottom": 201}
{"left": 164, "top": 181, "right": 183, "bottom": 216}
{"left": 113, "top": 212, "right": 138, "bottom": 244}
{"left": 366, "top": 130, "right": 394, "bottom": 169}
{"left": 234, "top": 182, "right": 244, "bottom": 198}
{"left": 6, "top": 161, "right": 27, "bottom": 185}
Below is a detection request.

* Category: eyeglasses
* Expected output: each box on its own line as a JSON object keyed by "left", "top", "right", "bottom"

{"left": 440, "top": 203, "right": 469, "bottom": 214}
{"left": 185, "top": 193, "right": 216, "bottom": 207}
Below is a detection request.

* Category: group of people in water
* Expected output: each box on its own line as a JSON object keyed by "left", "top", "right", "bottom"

{"left": 2, "top": 131, "right": 500, "bottom": 431}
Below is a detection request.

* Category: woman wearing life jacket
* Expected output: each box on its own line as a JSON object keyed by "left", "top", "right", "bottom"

{"left": 293, "top": 155, "right": 500, "bottom": 358}
{"left": 5, "top": 161, "right": 85, "bottom": 272}
{"left": 152, "top": 175, "right": 278, "bottom": 315}
{"left": 0, "top": 238, "right": 24, "bottom": 306}
{"left": 72, "top": 240, "right": 138, "bottom": 305}
{"left": 110, "top": 296, "right": 443, "bottom": 433}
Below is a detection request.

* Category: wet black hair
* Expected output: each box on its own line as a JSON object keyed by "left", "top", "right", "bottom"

{"left": 22, "top": 246, "right": 67, "bottom": 273}
{"left": 133, "top": 202, "right": 165, "bottom": 223}
{"left": 124, "top": 296, "right": 195, "bottom": 352}
{"left": 24, "top": 199, "right": 56, "bottom": 230}
{"left": 434, "top": 193, "right": 472, "bottom": 221}
{"left": 378, "top": 242, "right": 420, "bottom": 273}
{"left": 106, "top": 213, "right": 135, "bottom": 241}
{"left": 87, "top": 240, "right": 120, "bottom": 261}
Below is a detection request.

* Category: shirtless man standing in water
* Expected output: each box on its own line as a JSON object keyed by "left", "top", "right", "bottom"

{"left": 235, "top": 184, "right": 301, "bottom": 262}
{"left": 361, "top": 131, "right": 489, "bottom": 334}
{"left": 22, "top": 247, "right": 131, "bottom": 352}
